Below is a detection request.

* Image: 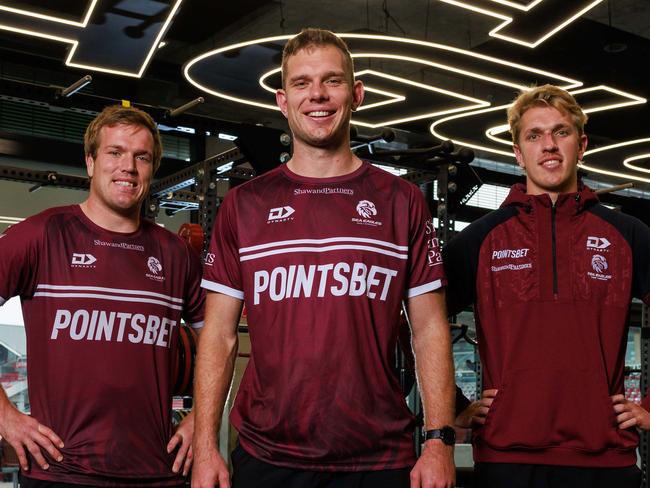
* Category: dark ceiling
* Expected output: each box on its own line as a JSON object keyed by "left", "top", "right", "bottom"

{"left": 0, "top": 0, "right": 649, "bottom": 190}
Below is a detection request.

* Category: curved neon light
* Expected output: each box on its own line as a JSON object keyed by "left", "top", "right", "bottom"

{"left": 183, "top": 34, "right": 582, "bottom": 114}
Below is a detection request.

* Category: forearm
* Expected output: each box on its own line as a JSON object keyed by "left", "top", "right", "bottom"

{"left": 0, "top": 386, "right": 17, "bottom": 429}
{"left": 409, "top": 292, "right": 455, "bottom": 428}
{"left": 413, "top": 324, "right": 454, "bottom": 427}
{"left": 193, "top": 294, "right": 241, "bottom": 453}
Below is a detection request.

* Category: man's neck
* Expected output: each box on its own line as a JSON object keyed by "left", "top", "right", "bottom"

{"left": 79, "top": 200, "right": 141, "bottom": 233}
{"left": 287, "top": 142, "right": 361, "bottom": 178}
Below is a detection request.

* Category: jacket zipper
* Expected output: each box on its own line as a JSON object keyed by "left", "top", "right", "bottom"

{"left": 551, "top": 202, "right": 558, "bottom": 296}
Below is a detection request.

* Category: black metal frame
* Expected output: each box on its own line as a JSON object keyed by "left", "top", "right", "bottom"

{"left": 641, "top": 303, "right": 650, "bottom": 487}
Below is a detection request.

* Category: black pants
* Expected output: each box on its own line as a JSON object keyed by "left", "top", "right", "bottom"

{"left": 231, "top": 444, "right": 411, "bottom": 488}
{"left": 19, "top": 473, "right": 186, "bottom": 488}
{"left": 474, "top": 462, "right": 642, "bottom": 488}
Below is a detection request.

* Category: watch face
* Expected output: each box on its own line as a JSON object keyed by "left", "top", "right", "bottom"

{"left": 441, "top": 426, "right": 456, "bottom": 445}
{"left": 424, "top": 426, "right": 456, "bottom": 445}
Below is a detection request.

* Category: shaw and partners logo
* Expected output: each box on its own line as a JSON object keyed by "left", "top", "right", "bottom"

{"left": 267, "top": 206, "right": 295, "bottom": 223}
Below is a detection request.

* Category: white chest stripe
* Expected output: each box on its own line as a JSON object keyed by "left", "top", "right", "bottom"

{"left": 239, "top": 236, "right": 408, "bottom": 253}
{"left": 36, "top": 284, "right": 184, "bottom": 303}
{"left": 240, "top": 244, "right": 408, "bottom": 263}
{"left": 35, "top": 284, "right": 184, "bottom": 311}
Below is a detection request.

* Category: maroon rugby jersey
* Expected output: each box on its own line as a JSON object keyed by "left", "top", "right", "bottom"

{"left": 202, "top": 162, "right": 445, "bottom": 471}
{"left": 0, "top": 205, "right": 204, "bottom": 487}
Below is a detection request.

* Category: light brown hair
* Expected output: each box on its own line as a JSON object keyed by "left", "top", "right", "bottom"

{"left": 84, "top": 105, "right": 162, "bottom": 172}
{"left": 281, "top": 28, "right": 355, "bottom": 88}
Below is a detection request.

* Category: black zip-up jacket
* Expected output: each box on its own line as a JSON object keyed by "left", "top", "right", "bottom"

{"left": 443, "top": 183, "right": 650, "bottom": 467}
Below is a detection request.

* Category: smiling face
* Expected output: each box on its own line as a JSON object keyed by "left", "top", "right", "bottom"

{"left": 513, "top": 105, "right": 587, "bottom": 199}
{"left": 85, "top": 123, "right": 154, "bottom": 223}
{"left": 276, "top": 44, "right": 363, "bottom": 152}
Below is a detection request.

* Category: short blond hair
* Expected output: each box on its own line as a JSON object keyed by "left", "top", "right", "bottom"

{"left": 507, "top": 84, "right": 587, "bottom": 144}
{"left": 84, "top": 105, "right": 162, "bottom": 173}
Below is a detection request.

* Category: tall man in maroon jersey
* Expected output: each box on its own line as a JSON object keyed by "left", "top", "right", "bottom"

{"left": 0, "top": 105, "right": 205, "bottom": 487}
{"left": 445, "top": 85, "right": 650, "bottom": 487}
{"left": 192, "top": 28, "right": 456, "bottom": 488}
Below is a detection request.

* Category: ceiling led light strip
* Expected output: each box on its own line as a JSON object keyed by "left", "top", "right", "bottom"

{"left": 66, "top": 0, "right": 183, "bottom": 77}
{"left": 431, "top": 105, "right": 517, "bottom": 157}
{"left": 439, "top": 0, "right": 604, "bottom": 48}
{"left": 569, "top": 85, "right": 648, "bottom": 113}
{"left": 351, "top": 63, "right": 490, "bottom": 127}
{"left": 481, "top": 85, "right": 647, "bottom": 146}
{"left": 623, "top": 153, "right": 650, "bottom": 174}
{"left": 488, "top": 0, "right": 544, "bottom": 11}
{"left": 581, "top": 139, "right": 650, "bottom": 184}
{"left": 356, "top": 87, "right": 405, "bottom": 111}
{"left": 0, "top": 1, "right": 97, "bottom": 27}
{"left": 258, "top": 66, "right": 488, "bottom": 127}
{"left": 258, "top": 68, "right": 406, "bottom": 111}
{"left": 185, "top": 33, "right": 580, "bottom": 126}
{"left": 0, "top": 0, "right": 183, "bottom": 78}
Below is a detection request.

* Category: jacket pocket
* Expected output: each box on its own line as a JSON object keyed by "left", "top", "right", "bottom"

{"left": 479, "top": 368, "right": 637, "bottom": 452}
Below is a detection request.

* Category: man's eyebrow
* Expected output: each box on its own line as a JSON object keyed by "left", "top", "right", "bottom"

{"left": 288, "top": 70, "right": 346, "bottom": 83}
{"left": 525, "top": 123, "right": 571, "bottom": 133}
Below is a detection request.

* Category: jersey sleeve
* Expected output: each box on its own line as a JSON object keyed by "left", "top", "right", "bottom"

{"left": 405, "top": 186, "right": 446, "bottom": 298}
{"left": 0, "top": 217, "right": 43, "bottom": 304}
{"left": 201, "top": 190, "right": 244, "bottom": 300}
{"left": 182, "top": 242, "right": 206, "bottom": 329}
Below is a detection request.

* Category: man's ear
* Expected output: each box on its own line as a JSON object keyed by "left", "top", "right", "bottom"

{"left": 276, "top": 89, "right": 288, "bottom": 118}
{"left": 578, "top": 134, "right": 588, "bottom": 161}
{"left": 351, "top": 80, "right": 364, "bottom": 111}
{"left": 513, "top": 144, "right": 525, "bottom": 169}
{"left": 85, "top": 154, "right": 95, "bottom": 178}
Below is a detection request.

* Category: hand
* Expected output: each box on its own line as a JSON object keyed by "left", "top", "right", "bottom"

{"left": 191, "top": 446, "right": 230, "bottom": 488}
{"left": 612, "top": 394, "right": 650, "bottom": 430}
{"left": 455, "top": 389, "right": 498, "bottom": 428}
{"left": 167, "top": 411, "right": 195, "bottom": 476}
{"left": 0, "top": 403, "right": 63, "bottom": 471}
{"left": 410, "top": 440, "right": 455, "bottom": 488}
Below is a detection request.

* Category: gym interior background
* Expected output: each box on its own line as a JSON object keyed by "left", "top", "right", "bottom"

{"left": 0, "top": 0, "right": 649, "bottom": 486}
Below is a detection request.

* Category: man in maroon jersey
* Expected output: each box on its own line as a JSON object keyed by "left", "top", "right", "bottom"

{"left": 192, "top": 28, "right": 456, "bottom": 488}
{"left": 445, "top": 85, "right": 650, "bottom": 487}
{"left": 0, "top": 105, "right": 205, "bottom": 487}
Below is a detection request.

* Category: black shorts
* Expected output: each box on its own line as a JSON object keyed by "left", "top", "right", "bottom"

{"left": 231, "top": 444, "right": 411, "bottom": 488}
{"left": 474, "top": 462, "right": 642, "bottom": 488}
{"left": 19, "top": 473, "right": 186, "bottom": 488}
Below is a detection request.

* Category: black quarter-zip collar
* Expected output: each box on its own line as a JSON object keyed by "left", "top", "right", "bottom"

{"left": 500, "top": 182, "right": 599, "bottom": 298}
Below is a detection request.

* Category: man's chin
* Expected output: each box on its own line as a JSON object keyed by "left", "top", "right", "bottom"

{"left": 305, "top": 132, "right": 345, "bottom": 149}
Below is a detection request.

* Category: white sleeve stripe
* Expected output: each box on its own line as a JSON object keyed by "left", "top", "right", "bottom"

{"left": 189, "top": 321, "right": 204, "bottom": 329}
{"left": 0, "top": 296, "right": 5, "bottom": 306}
{"left": 406, "top": 279, "right": 444, "bottom": 298}
{"left": 201, "top": 279, "right": 244, "bottom": 300}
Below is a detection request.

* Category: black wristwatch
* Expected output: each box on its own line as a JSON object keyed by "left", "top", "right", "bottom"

{"left": 422, "top": 426, "right": 456, "bottom": 446}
